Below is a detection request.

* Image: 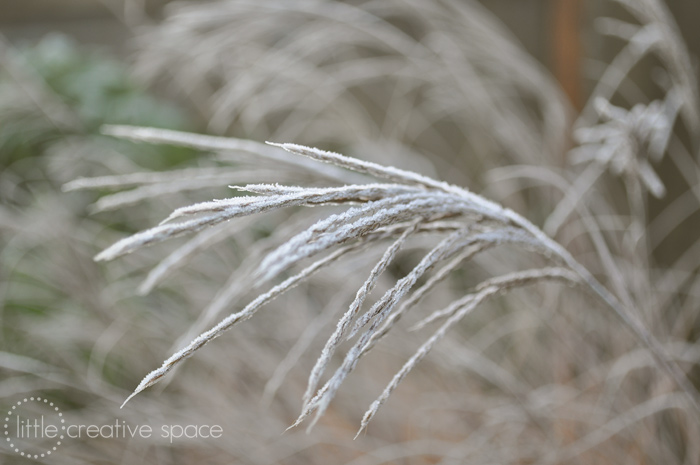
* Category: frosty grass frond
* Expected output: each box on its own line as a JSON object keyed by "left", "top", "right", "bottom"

{"left": 94, "top": 126, "right": 700, "bottom": 431}
{"left": 355, "top": 267, "right": 580, "bottom": 437}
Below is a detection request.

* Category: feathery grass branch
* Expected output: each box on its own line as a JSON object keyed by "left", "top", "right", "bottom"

{"left": 92, "top": 127, "right": 700, "bottom": 431}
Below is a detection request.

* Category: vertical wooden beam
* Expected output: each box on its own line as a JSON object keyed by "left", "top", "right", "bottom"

{"left": 552, "top": 0, "right": 583, "bottom": 111}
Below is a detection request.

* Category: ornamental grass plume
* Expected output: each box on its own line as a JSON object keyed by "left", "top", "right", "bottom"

{"left": 5, "top": 0, "right": 700, "bottom": 463}
{"left": 83, "top": 124, "right": 700, "bottom": 436}
{"left": 52, "top": 0, "right": 700, "bottom": 461}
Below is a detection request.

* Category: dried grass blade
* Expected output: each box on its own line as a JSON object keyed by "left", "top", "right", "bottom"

{"left": 302, "top": 220, "right": 420, "bottom": 406}
{"left": 120, "top": 244, "right": 359, "bottom": 408}
{"left": 356, "top": 267, "right": 579, "bottom": 435}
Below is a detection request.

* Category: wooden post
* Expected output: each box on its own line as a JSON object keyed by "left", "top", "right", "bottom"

{"left": 552, "top": 0, "right": 583, "bottom": 111}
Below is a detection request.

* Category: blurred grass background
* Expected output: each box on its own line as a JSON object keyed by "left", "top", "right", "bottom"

{"left": 2, "top": 1, "right": 700, "bottom": 464}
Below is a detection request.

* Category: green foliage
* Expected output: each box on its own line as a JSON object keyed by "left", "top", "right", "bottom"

{"left": 0, "top": 34, "right": 196, "bottom": 188}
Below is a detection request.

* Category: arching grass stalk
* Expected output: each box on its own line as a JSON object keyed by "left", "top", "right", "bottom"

{"left": 92, "top": 125, "right": 700, "bottom": 433}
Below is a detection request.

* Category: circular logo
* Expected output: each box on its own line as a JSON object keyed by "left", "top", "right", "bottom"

{"left": 3, "top": 396, "right": 65, "bottom": 459}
